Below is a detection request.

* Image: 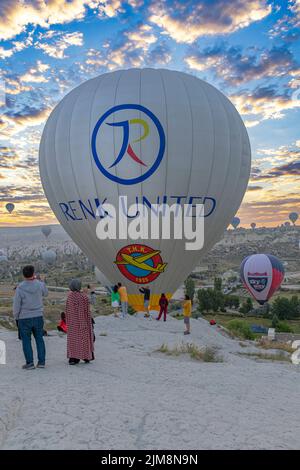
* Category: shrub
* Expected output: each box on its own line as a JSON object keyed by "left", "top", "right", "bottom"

{"left": 276, "top": 321, "right": 293, "bottom": 333}
{"left": 156, "top": 342, "right": 223, "bottom": 362}
{"left": 239, "top": 297, "right": 253, "bottom": 314}
{"left": 227, "top": 319, "right": 255, "bottom": 340}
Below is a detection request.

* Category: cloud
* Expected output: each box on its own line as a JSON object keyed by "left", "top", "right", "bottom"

{"left": 147, "top": 41, "right": 172, "bottom": 65}
{"left": 35, "top": 31, "right": 84, "bottom": 59}
{"left": 231, "top": 85, "right": 300, "bottom": 121}
{"left": 185, "top": 44, "right": 299, "bottom": 85}
{"left": 86, "top": 24, "right": 158, "bottom": 70}
{"left": 149, "top": 0, "right": 271, "bottom": 43}
{"left": 20, "top": 61, "right": 50, "bottom": 83}
{"left": 0, "top": 146, "right": 19, "bottom": 168}
{"left": 252, "top": 158, "right": 300, "bottom": 181}
{"left": 0, "top": 1, "right": 123, "bottom": 41}
{"left": 0, "top": 46, "right": 14, "bottom": 59}
{"left": 243, "top": 197, "right": 300, "bottom": 208}
{"left": 96, "top": 0, "right": 123, "bottom": 18}
{"left": 247, "top": 185, "right": 263, "bottom": 191}
{"left": 269, "top": 0, "right": 300, "bottom": 41}
{"left": 1, "top": 105, "right": 51, "bottom": 137}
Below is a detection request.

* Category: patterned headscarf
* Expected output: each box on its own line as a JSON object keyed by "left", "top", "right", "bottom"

{"left": 69, "top": 279, "right": 81, "bottom": 292}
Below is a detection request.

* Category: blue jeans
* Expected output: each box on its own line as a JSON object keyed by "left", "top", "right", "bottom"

{"left": 18, "top": 317, "right": 46, "bottom": 365}
{"left": 121, "top": 302, "right": 128, "bottom": 317}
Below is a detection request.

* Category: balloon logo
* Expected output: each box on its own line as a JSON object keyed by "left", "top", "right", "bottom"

{"left": 91, "top": 104, "right": 165, "bottom": 185}
{"left": 114, "top": 244, "right": 167, "bottom": 284}
{"left": 240, "top": 254, "right": 284, "bottom": 305}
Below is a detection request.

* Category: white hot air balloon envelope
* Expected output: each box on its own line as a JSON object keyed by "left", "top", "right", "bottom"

{"left": 42, "top": 249, "right": 56, "bottom": 264}
{"left": 39, "top": 68, "right": 251, "bottom": 309}
{"left": 95, "top": 267, "right": 113, "bottom": 293}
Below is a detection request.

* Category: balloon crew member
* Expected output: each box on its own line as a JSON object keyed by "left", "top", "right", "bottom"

{"left": 118, "top": 283, "right": 128, "bottom": 318}
{"left": 139, "top": 286, "right": 151, "bottom": 317}
{"left": 157, "top": 294, "right": 168, "bottom": 322}
{"left": 111, "top": 285, "right": 120, "bottom": 317}
{"left": 183, "top": 295, "right": 192, "bottom": 335}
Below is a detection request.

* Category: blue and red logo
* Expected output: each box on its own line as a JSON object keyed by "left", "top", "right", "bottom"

{"left": 91, "top": 104, "right": 165, "bottom": 185}
{"left": 114, "top": 244, "right": 167, "bottom": 284}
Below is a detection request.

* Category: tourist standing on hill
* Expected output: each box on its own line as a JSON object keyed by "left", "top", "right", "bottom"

{"left": 157, "top": 294, "right": 168, "bottom": 322}
{"left": 65, "top": 279, "right": 94, "bottom": 365}
{"left": 111, "top": 285, "right": 120, "bottom": 317}
{"left": 118, "top": 282, "right": 128, "bottom": 318}
{"left": 13, "top": 265, "right": 48, "bottom": 370}
{"left": 139, "top": 286, "right": 151, "bottom": 317}
{"left": 183, "top": 295, "right": 192, "bottom": 335}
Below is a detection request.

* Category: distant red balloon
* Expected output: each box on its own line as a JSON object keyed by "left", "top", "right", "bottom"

{"left": 240, "top": 254, "right": 284, "bottom": 305}
{"left": 210, "top": 319, "right": 216, "bottom": 325}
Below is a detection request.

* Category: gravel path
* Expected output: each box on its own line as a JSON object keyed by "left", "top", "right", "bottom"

{"left": 0, "top": 314, "right": 300, "bottom": 450}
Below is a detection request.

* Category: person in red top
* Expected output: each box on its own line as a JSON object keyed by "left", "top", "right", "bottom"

{"left": 156, "top": 293, "right": 169, "bottom": 322}
{"left": 57, "top": 312, "right": 67, "bottom": 334}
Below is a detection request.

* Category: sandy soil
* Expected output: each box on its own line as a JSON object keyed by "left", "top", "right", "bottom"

{"left": 0, "top": 314, "right": 300, "bottom": 450}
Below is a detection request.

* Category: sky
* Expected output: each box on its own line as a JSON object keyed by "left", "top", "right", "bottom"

{"left": 0, "top": 0, "right": 299, "bottom": 228}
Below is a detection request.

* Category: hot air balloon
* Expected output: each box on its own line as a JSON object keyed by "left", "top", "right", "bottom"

{"left": 5, "top": 203, "right": 14, "bottom": 214}
{"left": 289, "top": 212, "right": 298, "bottom": 225}
{"left": 42, "top": 249, "right": 56, "bottom": 264}
{"left": 39, "top": 68, "right": 251, "bottom": 310}
{"left": 41, "top": 226, "right": 52, "bottom": 238}
{"left": 240, "top": 254, "right": 284, "bottom": 305}
{"left": 95, "top": 267, "right": 113, "bottom": 293}
{"left": 284, "top": 221, "right": 291, "bottom": 227}
{"left": 231, "top": 217, "right": 240, "bottom": 229}
{"left": 250, "top": 222, "right": 256, "bottom": 230}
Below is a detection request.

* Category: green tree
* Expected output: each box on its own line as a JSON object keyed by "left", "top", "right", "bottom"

{"left": 184, "top": 276, "right": 195, "bottom": 302}
{"left": 197, "top": 289, "right": 213, "bottom": 313}
{"left": 290, "top": 296, "right": 300, "bottom": 319}
{"left": 271, "top": 297, "right": 291, "bottom": 320}
{"left": 271, "top": 313, "right": 279, "bottom": 329}
{"left": 224, "top": 295, "right": 240, "bottom": 309}
{"left": 214, "top": 277, "right": 222, "bottom": 292}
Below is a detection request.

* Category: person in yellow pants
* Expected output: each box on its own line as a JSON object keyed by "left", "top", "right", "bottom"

{"left": 183, "top": 295, "right": 192, "bottom": 335}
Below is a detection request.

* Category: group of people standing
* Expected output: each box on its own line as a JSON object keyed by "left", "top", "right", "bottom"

{"left": 13, "top": 265, "right": 193, "bottom": 370}
{"left": 13, "top": 265, "right": 94, "bottom": 369}
{"left": 111, "top": 282, "right": 128, "bottom": 318}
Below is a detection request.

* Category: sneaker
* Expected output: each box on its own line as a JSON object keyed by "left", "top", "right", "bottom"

{"left": 22, "top": 363, "right": 35, "bottom": 370}
{"left": 36, "top": 363, "right": 45, "bottom": 368}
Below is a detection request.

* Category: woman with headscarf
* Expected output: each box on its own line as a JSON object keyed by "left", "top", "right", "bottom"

{"left": 65, "top": 279, "right": 94, "bottom": 365}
